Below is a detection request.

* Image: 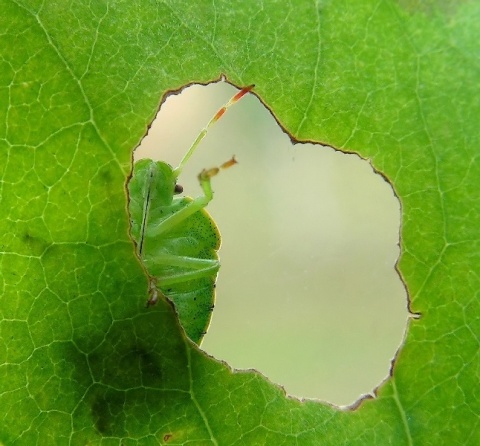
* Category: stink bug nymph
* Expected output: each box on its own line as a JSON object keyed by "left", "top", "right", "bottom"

{"left": 128, "top": 85, "right": 254, "bottom": 343}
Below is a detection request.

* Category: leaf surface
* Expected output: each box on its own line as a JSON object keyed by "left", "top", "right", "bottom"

{"left": 1, "top": 1, "right": 479, "bottom": 444}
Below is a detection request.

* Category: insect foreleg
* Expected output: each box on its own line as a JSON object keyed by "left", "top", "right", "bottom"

{"left": 146, "top": 194, "right": 211, "bottom": 239}
{"left": 147, "top": 157, "right": 238, "bottom": 239}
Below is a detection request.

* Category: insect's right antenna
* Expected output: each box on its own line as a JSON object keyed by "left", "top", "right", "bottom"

{"left": 174, "top": 85, "right": 254, "bottom": 177}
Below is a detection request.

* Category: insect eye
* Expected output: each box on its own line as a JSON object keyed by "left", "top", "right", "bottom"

{"left": 174, "top": 184, "right": 183, "bottom": 194}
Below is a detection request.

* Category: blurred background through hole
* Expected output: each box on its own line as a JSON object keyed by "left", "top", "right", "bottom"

{"left": 134, "top": 82, "right": 408, "bottom": 406}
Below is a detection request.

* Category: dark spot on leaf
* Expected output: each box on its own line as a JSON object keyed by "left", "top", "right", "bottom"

{"left": 66, "top": 305, "right": 189, "bottom": 437}
{"left": 90, "top": 387, "right": 124, "bottom": 435}
{"left": 99, "top": 168, "right": 113, "bottom": 184}
{"left": 21, "top": 231, "right": 50, "bottom": 255}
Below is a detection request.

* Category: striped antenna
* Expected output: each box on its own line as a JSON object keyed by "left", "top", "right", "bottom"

{"left": 174, "top": 85, "right": 254, "bottom": 176}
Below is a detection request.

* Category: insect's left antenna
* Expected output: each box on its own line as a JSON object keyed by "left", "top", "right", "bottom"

{"left": 174, "top": 84, "right": 254, "bottom": 176}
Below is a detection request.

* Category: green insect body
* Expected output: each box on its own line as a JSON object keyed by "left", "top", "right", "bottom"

{"left": 128, "top": 85, "right": 253, "bottom": 344}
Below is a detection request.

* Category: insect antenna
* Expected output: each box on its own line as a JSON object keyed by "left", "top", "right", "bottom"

{"left": 173, "top": 84, "right": 254, "bottom": 176}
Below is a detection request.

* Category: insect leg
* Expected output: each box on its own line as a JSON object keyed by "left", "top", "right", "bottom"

{"left": 146, "top": 157, "right": 238, "bottom": 239}
{"left": 146, "top": 194, "right": 211, "bottom": 239}
{"left": 145, "top": 255, "right": 220, "bottom": 286}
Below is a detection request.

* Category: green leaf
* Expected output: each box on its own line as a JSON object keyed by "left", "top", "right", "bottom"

{"left": 1, "top": 1, "right": 478, "bottom": 445}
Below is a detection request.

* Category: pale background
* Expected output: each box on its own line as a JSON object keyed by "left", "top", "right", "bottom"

{"left": 134, "top": 81, "right": 408, "bottom": 407}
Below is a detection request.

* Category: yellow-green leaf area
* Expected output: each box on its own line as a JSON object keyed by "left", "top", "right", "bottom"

{"left": 1, "top": 1, "right": 479, "bottom": 445}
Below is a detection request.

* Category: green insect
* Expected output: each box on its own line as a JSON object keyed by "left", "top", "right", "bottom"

{"left": 128, "top": 85, "right": 253, "bottom": 344}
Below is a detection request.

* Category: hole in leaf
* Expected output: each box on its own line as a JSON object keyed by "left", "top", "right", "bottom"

{"left": 134, "top": 82, "right": 408, "bottom": 407}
